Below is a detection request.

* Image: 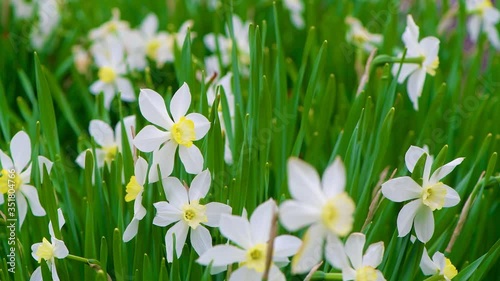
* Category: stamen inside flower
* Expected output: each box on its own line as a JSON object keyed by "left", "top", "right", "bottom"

{"left": 146, "top": 39, "right": 161, "bottom": 59}
{"left": 426, "top": 58, "right": 439, "bottom": 76}
{"left": 181, "top": 200, "right": 207, "bottom": 229}
{"left": 98, "top": 66, "right": 117, "bottom": 83}
{"left": 171, "top": 117, "right": 196, "bottom": 147}
{"left": 102, "top": 145, "right": 118, "bottom": 163}
{"left": 355, "top": 266, "right": 378, "bottom": 281}
{"left": 421, "top": 182, "right": 447, "bottom": 211}
{"left": 125, "top": 176, "right": 143, "bottom": 202}
{"left": 0, "top": 169, "right": 22, "bottom": 194}
{"left": 443, "top": 258, "right": 458, "bottom": 280}
{"left": 241, "top": 243, "right": 267, "bottom": 273}
{"left": 36, "top": 238, "right": 55, "bottom": 263}
{"left": 320, "top": 192, "right": 355, "bottom": 236}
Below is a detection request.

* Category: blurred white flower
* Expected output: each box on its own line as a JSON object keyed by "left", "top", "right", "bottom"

{"left": 72, "top": 45, "right": 91, "bottom": 74}
{"left": 89, "top": 38, "right": 135, "bottom": 109}
{"left": 76, "top": 115, "right": 135, "bottom": 169}
{"left": 420, "top": 248, "right": 458, "bottom": 281}
{"left": 0, "top": 131, "right": 46, "bottom": 227}
{"left": 381, "top": 145, "right": 463, "bottom": 243}
{"left": 345, "top": 16, "right": 383, "bottom": 52}
{"left": 30, "top": 209, "right": 68, "bottom": 281}
{"left": 10, "top": 0, "right": 34, "bottom": 19}
{"left": 330, "top": 233, "right": 386, "bottom": 281}
{"left": 30, "top": 0, "right": 61, "bottom": 49}
{"left": 279, "top": 157, "right": 355, "bottom": 274}
{"left": 283, "top": 0, "right": 305, "bottom": 29}
{"left": 89, "top": 8, "right": 130, "bottom": 42}
{"left": 123, "top": 157, "right": 149, "bottom": 242}
{"left": 392, "top": 15, "right": 440, "bottom": 111}
{"left": 153, "top": 170, "right": 231, "bottom": 262}
{"left": 139, "top": 13, "right": 175, "bottom": 67}
{"left": 133, "top": 83, "right": 211, "bottom": 180}
{"left": 466, "top": 0, "right": 500, "bottom": 49}
{"left": 197, "top": 199, "right": 301, "bottom": 281}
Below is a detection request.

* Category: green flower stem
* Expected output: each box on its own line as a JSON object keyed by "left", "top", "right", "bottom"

{"left": 423, "top": 274, "right": 445, "bottom": 281}
{"left": 310, "top": 272, "right": 343, "bottom": 280}
{"left": 66, "top": 254, "right": 101, "bottom": 266}
{"left": 371, "top": 54, "right": 424, "bottom": 67}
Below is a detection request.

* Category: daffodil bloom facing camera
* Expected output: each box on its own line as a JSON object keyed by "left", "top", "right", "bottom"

{"left": 420, "top": 248, "right": 458, "bottom": 281}
{"left": 392, "top": 15, "right": 440, "bottom": 111}
{"left": 466, "top": 0, "right": 500, "bottom": 49}
{"left": 0, "top": 131, "right": 45, "bottom": 227}
{"left": 133, "top": 83, "right": 211, "bottom": 181}
{"left": 153, "top": 170, "right": 231, "bottom": 262}
{"left": 279, "top": 157, "right": 356, "bottom": 274}
{"left": 123, "top": 157, "right": 149, "bottom": 242}
{"left": 381, "top": 145, "right": 463, "bottom": 243}
{"left": 197, "top": 199, "right": 301, "bottom": 281}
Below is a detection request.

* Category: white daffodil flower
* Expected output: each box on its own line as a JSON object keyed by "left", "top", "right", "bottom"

{"left": 392, "top": 15, "right": 440, "bottom": 111}
{"left": 420, "top": 248, "right": 458, "bottom": 281}
{"left": 153, "top": 170, "right": 231, "bottom": 262}
{"left": 345, "top": 16, "right": 383, "bottom": 53}
{"left": 76, "top": 115, "right": 135, "bottom": 169}
{"left": 133, "top": 83, "right": 211, "bottom": 180}
{"left": 30, "top": 209, "right": 68, "bottom": 281}
{"left": 139, "top": 13, "right": 175, "bottom": 68}
{"left": 30, "top": 0, "right": 61, "bottom": 49}
{"left": 381, "top": 145, "right": 463, "bottom": 243}
{"left": 89, "top": 37, "right": 135, "bottom": 109}
{"left": 466, "top": 0, "right": 500, "bottom": 49}
{"left": 0, "top": 131, "right": 46, "bottom": 227}
{"left": 123, "top": 157, "right": 148, "bottom": 242}
{"left": 197, "top": 199, "right": 301, "bottom": 281}
{"left": 89, "top": 8, "right": 130, "bottom": 42}
{"left": 329, "top": 233, "right": 386, "bottom": 281}
{"left": 279, "top": 157, "right": 356, "bottom": 274}
{"left": 283, "top": 0, "right": 305, "bottom": 29}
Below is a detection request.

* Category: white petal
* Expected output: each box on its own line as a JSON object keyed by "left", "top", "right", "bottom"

{"left": 279, "top": 200, "right": 321, "bottom": 231}
{"left": 20, "top": 185, "right": 46, "bottom": 216}
{"left": 123, "top": 218, "right": 139, "bottom": 242}
{"left": 273, "top": 235, "right": 301, "bottom": 258}
{"left": 133, "top": 192, "right": 147, "bottom": 219}
{"left": 407, "top": 69, "right": 426, "bottom": 111}
{"left": 414, "top": 206, "right": 434, "bottom": 243}
{"left": 443, "top": 184, "right": 460, "bottom": 207}
{"left": 141, "top": 13, "right": 158, "bottom": 37}
{"left": 381, "top": 177, "right": 422, "bottom": 202}
{"left": 102, "top": 84, "right": 116, "bottom": 109}
{"left": 392, "top": 62, "right": 419, "bottom": 83}
{"left": 116, "top": 77, "right": 135, "bottom": 102}
{"left": 429, "top": 158, "right": 464, "bottom": 183}
{"left": 0, "top": 150, "right": 14, "bottom": 169}
{"left": 321, "top": 157, "right": 346, "bottom": 197}
{"left": 189, "top": 169, "right": 211, "bottom": 201}
{"left": 75, "top": 151, "right": 87, "bottom": 168}
{"left": 51, "top": 262, "right": 60, "bottom": 281}
{"left": 138, "top": 88, "right": 173, "bottom": 129}
{"left": 89, "top": 80, "right": 105, "bottom": 94}
{"left": 345, "top": 232, "right": 365, "bottom": 269}
{"left": 420, "top": 248, "right": 438, "bottom": 276}
{"left": 197, "top": 245, "right": 246, "bottom": 267}
{"left": 170, "top": 83, "right": 191, "bottom": 122}
{"left": 165, "top": 220, "right": 189, "bottom": 262}
{"left": 402, "top": 15, "right": 420, "bottom": 49}
{"left": 133, "top": 125, "right": 170, "bottom": 152}
{"left": 162, "top": 177, "right": 189, "bottom": 209}
{"left": 49, "top": 208, "right": 65, "bottom": 237}
{"left": 291, "top": 223, "right": 325, "bottom": 274}
{"left": 268, "top": 265, "right": 286, "bottom": 281}
{"left": 149, "top": 141, "right": 177, "bottom": 182}
{"left": 134, "top": 157, "right": 149, "bottom": 186}
{"left": 432, "top": 252, "right": 446, "bottom": 272}
{"left": 153, "top": 201, "right": 181, "bottom": 226}
{"left": 219, "top": 214, "right": 253, "bottom": 249}
{"left": 342, "top": 267, "right": 357, "bottom": 281}
{"left": 396, "top": 199, "right": 422, "bottom": 238}
{"left": 191, "top": 225, "right": 212, "bottom": 256}
{"left": 38, "top": 156, "right": 53, "bottom": 183}
{"left": 30, "top": 267, "right": 42, "bottom": 281}
{"left": 250, "top": 199, "right": 277, "bottom": 244}
{"left": 467, "top": 16, "right": 481, "bottom": 43}
{"left": 287, "top": 157, "right": 325, "bottom": 204}
{"left": 420, "top": 37, "right": 440, "bottom": 66}
{"left": 485, "top": 24, "right": 500, "bottom": 50}
{"left": 185, "top": 113, "right": 211, "bottom": 140}
{"left": 11, "top": 131, "right": 31, "bottom": 172}
{"left": 325, "top": 233, "right": 348, "bottom": 270}
{"left": 229, "top": 266, "right": 262, "bottom": 281}
{"left": 204, "top": 202, "right": 232, "bottom": 227}
{"left": 362, "top": 242, "right": 384, "bottom": 268}
{"left": 52, "top": 237, "right": 69, "bottom": 258}
{"left": 179, "top": 145, "right": 204, "bottom": 174}
{"left": 89, "top": 120, "right": 115, "bottom": 147}
{"left": 116, "top": 115, "right": 136, "bottom": 152}
{"left": 405, "top": 145, "right": 428, "bottom": 173}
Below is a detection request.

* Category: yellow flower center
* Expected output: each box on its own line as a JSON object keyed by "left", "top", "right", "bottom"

{"left": 182, "top": 200, "right": 207, "bottom": 229}
{"left": 320, "top": 192, "right": 355, "bottom": 236}
{"left": 0, "top": 169, "right": 22, "bottom": 193}
{"left": 103, "top": 145, "right": 118, "bottom": 163}
{"left": 171, "top": 116, "right": 196, "bottom": 147}
{"left": 125, "top": 176, "right": 143, "bottom": 202}
{"left": 443, "top": 258, "right": 458, "bottom": 280}
{"left": 107, "top": 22, "right": 118, "bottom": 33}
{"left": 355, "top": 266, "right": 378, "bottom": 281}
{"left": 426, "top": 58, "right": 440, "bottom": 76}
{"left": 241, "top": 243, "right": 268, "bottom": 273}
{"left": 353, "top": 32, "right": 370, "bottom": 45}
{"left": 146, "top": 39, "right": 161, "bottom": 59}
{"left": 98, "top": 66, "right": 117, "bottom": 83}
{"left": 421, "top": 182, "right": 447, "bottom": 211}
{"left": 36, "top": 238, "right": 55, "bottom": 262}
{"left": 477, "top": 0, "right": 493, "bottom": 15}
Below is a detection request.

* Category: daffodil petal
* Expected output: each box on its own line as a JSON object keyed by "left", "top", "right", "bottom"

{"left": 325, "top": 233, "right": 348, "bottom": 270}
{"left": 405, "top": 145, "right": 428, "bottom": 173}
{"left": 274, "top": 235, "right": 301, "bottom": 258}
{"left": 189, "top": 169, "right": 211, "bottom": 201}
{"left": 138, "top": 88, "right": 173, "bottom": 130}
{"left": 190, "top": 225, "right": 212, "bottom": 256}
{"left": 197, "top": 245, "right": 246, "bottom": 267}
{"left": 133, "top": 125, "right": 170, "bottom": 152}
{"left": 170, "top": 83, "right": 191, "bottom": 122}
{"left": 442, "top": 184, "right": 460, "bottom": 207}
{"left": 429, "top": 157, "right": 464, "bottom": 183}
{"left": 186, "top": 113, "right": 211, "bottom": 140}
{"left": 20, "top": 185, "right": 46, "bottom": 216}
{"left": 229, "top": 265, "right": 262, "bottom": 281}
{"left": 30, "top": 267, "right": 42, "bottom": 281}
{"left": 381, "top": 177, "right": 422, "bottom": 202}
{"left": 407, "top": 68, "right": 426, "bottom": 111}
{"left": 420, "top": 248, "right": 438, "bottom": 276}
{"left": 204, "top": 202, "right": 232, "bottom": 227}
{"left": 162, "top": 177, "right": 189, "bottom": 209}
{"left": 291, "top": 223, "right": 325, "bottom": 274}
{"left": 250, "top": 199, "right": 277, "bottom": 244}
{"left": 123, "top": 218, "right": 139, "bottom": 242}
{"left": 414, "top": 206, "right": 434, "bottom": 243}
{"left": 219, "top": 214, "right": 253, "bottom": 249}
{"left": 362, "top": 241, "right": 384, "bottom": 268}
{"left": 11, "top": 131, "right": 31, "bottom": 172}
{"left": 0, "top": 150, "right": 13, "bottom": 170}
{"left": 321, "top": 157, "right": 346, "bottom": 197}
{"left": 344, "top": 232, "right": 365, "bottom": 269}
{"left": 134, "top": 157, "right": 148, "bottom": 186}
{"left": 287, "top": 157, "right": 324, "bottom": 204}
{"left": 116, "top": 77, "right": 135, "bottom": 101}
{"left": 153, "top": 201, "right": 181, "bottom": 227}
{"left": 179, "top": 145, "right": 204, "bottom": 174}
{"left": 149, "top": 141, "right": 177, "bottom": 182}
{"left": 165, "top": 220, "right": 189, "bottom": 262}
{"left": 279, "top": 200, "right": 321, "bottom": 231}
{"left": 396, "top": 199, "right": 422, "bottom": 238}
